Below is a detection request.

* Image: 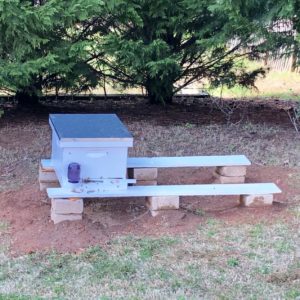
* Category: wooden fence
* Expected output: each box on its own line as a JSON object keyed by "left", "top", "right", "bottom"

{"left": 230, "top": 20, "right": 299, "bottom": 72}
{"left": 265, "top": 20, "right": 298, "bottom": 72}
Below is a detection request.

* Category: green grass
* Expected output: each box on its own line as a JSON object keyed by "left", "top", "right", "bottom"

{"left": 0, "top": 221, "right": 9, "bottom": 232}
{"left": 0, "top": 221, "right": 10, "bottom": 255}
{"left": 210, "top": 86, "right": 300, "bottom": 101}
{"left": 0, "top": 93, "right": 299, "bottom": 299}
{"left": 208, "top": 70, "right": 300, "bottom": 100}
{"left": 0, "top": 220, "right": 299, "bottom": 299}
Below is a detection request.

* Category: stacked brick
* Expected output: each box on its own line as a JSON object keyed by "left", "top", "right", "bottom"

{"left": 39, "top": 164, "right": 83, "bottom": 223}
{"left": 128, "top": 168, "right": 158, "bottom": 186}
{"left": 213, "top": 166, "right": 273, "bottom": 206}
{"left": 39, "top": 162, "right": 275, "bottom": 222}
{"left": 146, "top": 196, "right": 179, "bottom": 216}
{"left": 128, "top": 168, "right": 180, "bottom": 215}
{"left": 51, "top": 198, "right": 83, "bottom": 224}
{"left": 240, "top": 194, "right": 273, "bottom": 206}
{"left": 213, "top": 166, "right": 247, "bottom": 184}
{"left": 39, "top": 164, "right": 59, "bottom": 191}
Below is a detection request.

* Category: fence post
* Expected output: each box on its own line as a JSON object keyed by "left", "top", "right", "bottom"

{"left": 291, "top": 44, "right": 298, "bottom": 72}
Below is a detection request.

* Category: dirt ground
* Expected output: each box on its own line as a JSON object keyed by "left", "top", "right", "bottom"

{"left": 0, "top": 97, "right": 299, "bottom": 256}
{"left": 0, "top": 165, "right": 299, "bottom": 256}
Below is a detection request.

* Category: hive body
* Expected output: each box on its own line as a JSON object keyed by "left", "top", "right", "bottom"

{"left": 50, "top": 114, "right": 133, "bottom": 191}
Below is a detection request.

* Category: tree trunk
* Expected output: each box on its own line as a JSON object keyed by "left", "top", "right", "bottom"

{"left": 291, "top": 44, "right": 298, "bottom": 72}
{"left": 145, "top": 77, "right": 174, "bottom": 105}
{"left": 16, "top": 87, "right": 41, "bottom": 110}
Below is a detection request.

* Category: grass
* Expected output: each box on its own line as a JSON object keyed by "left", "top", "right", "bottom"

{"left": 0, "top": 97, "right": 299, "bottom": 298}
{"left": 0, "top": 117, "right": 299, "bottom": 193}
{"left": 90, "top": 61, "right": 299, "bottom": 100}
{"left": 0, "top": 219, "right": 299, "bottom": 299}
{"left": 5, "top": 61, "right": 297, "bottom": 101}
{"left": 208, "top": 70, "right": 300, "bottom": 100}
{"left": 127, "top": 121, "right": 300, "bottom": 167}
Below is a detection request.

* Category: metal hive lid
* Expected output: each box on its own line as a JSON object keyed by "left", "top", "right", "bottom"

{"left": 49, "top": 114, "right": 133, "bottom": 141}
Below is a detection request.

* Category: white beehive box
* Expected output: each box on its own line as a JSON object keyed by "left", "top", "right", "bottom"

{"left": 49, "top": 114, "right": 133, "bottom": 192}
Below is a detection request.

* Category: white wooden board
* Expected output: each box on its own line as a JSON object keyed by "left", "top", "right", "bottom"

{"left": 47, "top": 183, "right": 281, "bottom": 198}
{"left": 42, "top": 155, "right": 251, "bottom": 171}
{"left": 41, "top": 159, "right": 54, "bottom": 170}
{"left": 128, "top": 155, "right": 251, "bottom": 168}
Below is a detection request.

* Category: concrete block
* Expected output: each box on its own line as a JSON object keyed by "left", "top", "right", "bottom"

{"left": 39, "top": 165, "right": 58, "bottom": 182}
{"left": 240, "top": 194, "right": 273, "bottom": 207}
{"left": 216, "top": 166, "right": 247, "bottom": 177}
{"left": 213, "top": 172, "right": 245, "bottom": 184}
{"left": 128, "top": 168, "right": 158, "bottom": 180}
{"left": 146, "top": 196, "right": 179, "bottom": 211}
{"left": 39, "top": 181, "right": 60, "bottom": 191}
{"left": 51, "top": 198, "right": 83, "bottom": 214}
{"left": 135, "top": 180, "right": 157, "bottom": 186}
{"left": 51, "top": 210, "right": 82, "bottom": 224}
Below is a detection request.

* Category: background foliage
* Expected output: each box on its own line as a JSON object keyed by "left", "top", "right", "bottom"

{"left": 0, "top": 0, "right": 298, "bottom": 106}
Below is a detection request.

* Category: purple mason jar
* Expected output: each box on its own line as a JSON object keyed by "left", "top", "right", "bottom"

{"left": 68, "top": 162, "right": 81, "bottom": 183}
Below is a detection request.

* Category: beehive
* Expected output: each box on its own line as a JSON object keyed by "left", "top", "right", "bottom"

{"left": 49, "top": 114, "right": 133, "bottom": 192}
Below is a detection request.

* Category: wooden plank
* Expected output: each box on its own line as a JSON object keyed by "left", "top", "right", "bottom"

{"left": 42, "top": 155, "right": 251, "bottom": 171}
{"left": 127, "top": 155, "right": 251, "bottom": 168}
{"left": 41, "top": 159, "right": 55, "bottom": 171}
{"left": 47, "top": 183, "right": 281, "bottom": 198}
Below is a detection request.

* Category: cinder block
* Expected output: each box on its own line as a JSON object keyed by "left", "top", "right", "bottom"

{"left": 39, "top": 181, "right": 60, "bottom": 191}
{"left": 213, "top": 172, "right": 245, "bottom": 184}
{"left": 216, "top": 166, "right": 247, "bottom": 177}
{"left": 128, "top": 168, "right": 158, "bottom": 180}
{"left": 240, "top": 194, "right": 273, "bottom": 206}
{"left": 51, "top": 198, "right": 83, "bottom": 214}
{"left": 135, "top": 180, "right": 157, "bottom": 186}
{"left": 146, "top": 196, "right": 179, "bottom": 211}
{"left": 51, "top": 210, "right": 82, "bottom": 224}
{"left": 39, "top": 165, "right": 58, "bottom": 182}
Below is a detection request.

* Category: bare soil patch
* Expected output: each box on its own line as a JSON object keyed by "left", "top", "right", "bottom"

{"left": 0, "top": 98, "right": 299, "bottom": 255}
{"left": 0, "top": 165, "right": 298, "bottom": 255}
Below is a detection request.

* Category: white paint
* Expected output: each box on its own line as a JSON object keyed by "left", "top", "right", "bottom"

{"left": 49, "top": 118, "right": 133, "bottom": 190}
{"left": 47, "top": 183, "right": 281, "bottom": 198}
{"left": 86, "top": 152, "right": 108, "bottom": 158}
{"left": 42, "top": 155, "right": 251, "bottom": 171}
{"left": 41, "top": 159, "right": 55, "bottom": 170}
{"left": 127, "top": 155, "right": 251, "bottom": 168}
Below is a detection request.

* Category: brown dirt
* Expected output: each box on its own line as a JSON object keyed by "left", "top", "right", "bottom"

{"left": 0, "top": 99, "right": 299, "bottom": 256}
{"left": 0, "top": 165, "right": 298, "bottom": 256}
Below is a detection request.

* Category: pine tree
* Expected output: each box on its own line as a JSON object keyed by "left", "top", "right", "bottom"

{"left": 263, "top": 0, "right": 300, "bottom": 71}
{"left": 0, "top": 0, "right": 101, "bottom": 108}
{"left": 86, "top": 0, "right": 267, "bottom": 104}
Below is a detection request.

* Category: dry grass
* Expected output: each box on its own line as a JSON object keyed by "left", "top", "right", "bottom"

{"left": 0, "top": 109, "right": 299, "bottom": 299}
{"left": 198, "top": 70, "right": 300, "bottom": 100}
{"left": 0, "top": 118, "right": 299, "bottom": 193}
{"left": 63, "top": 70, "right": 300, "bottom": 101}
{"left": 127, "top": 121, "right": 300, "bottom": 167}
{"left": 0, "top": 116, "right": 299, "bottom": 191}
{"left": 0, "top": 218, "right": 299, "bottom": 299}
{"left": 0, "top": 122, "right": 49, "bottom": 192}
